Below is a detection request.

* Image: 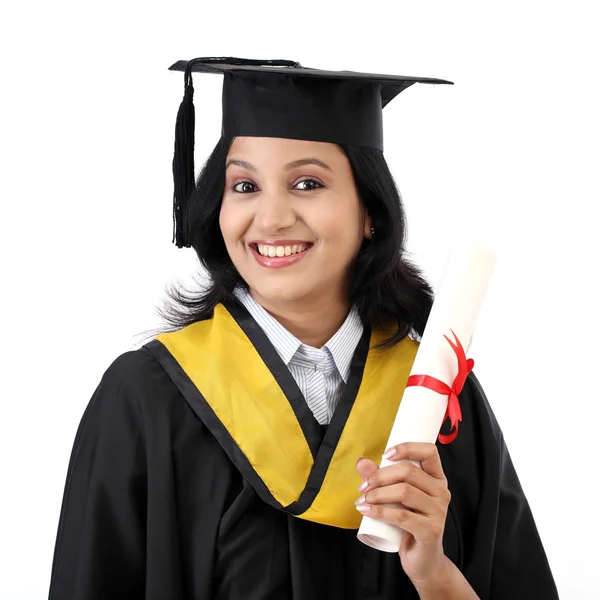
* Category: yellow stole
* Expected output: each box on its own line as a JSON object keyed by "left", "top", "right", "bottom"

{"left": 152, "top": 303, "right": 417, "bottom": 529}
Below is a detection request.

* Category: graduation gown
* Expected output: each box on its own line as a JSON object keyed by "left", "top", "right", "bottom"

{"left": 48, "top": 302, "right": 558, "bottom": 599}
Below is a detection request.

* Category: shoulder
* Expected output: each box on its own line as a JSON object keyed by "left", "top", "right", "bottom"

{"left": 460, "top": 372, "right": 504, "bottom": 446}
{"left": 85, "top": 346, "right": 169, "bottom": 425}
{"left": 102, "top": 345, "right": 166, "bottom": 389}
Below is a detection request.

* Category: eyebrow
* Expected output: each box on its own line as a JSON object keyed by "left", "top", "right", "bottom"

{"left": 226, "top": 159, "right": 256, "bottom": 171}
{"left": 225, "top": 157, "right": 332, "bottom": 172}
{"left": 285, "top": 158, "right": 332, "bottom": 171}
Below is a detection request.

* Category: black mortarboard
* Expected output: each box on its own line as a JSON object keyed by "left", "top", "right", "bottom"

{"left": 170, "top": 57, "right": 452, "bottom": 247}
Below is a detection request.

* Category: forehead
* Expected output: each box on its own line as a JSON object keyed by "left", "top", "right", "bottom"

{"left": 227, "top": 137, "right": 344, "bottom": 162}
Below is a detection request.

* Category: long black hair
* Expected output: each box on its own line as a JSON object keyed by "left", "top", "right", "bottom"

{"left": 158, "top": 137, "right": 433, "bottom": 347}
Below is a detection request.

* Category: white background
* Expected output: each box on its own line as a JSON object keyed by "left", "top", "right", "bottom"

{"left": 1, "top": 1, "right": 598, "bottom": 598}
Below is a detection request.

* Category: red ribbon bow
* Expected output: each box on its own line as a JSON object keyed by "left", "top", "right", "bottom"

{"left": 405, "top": 330, "right": 474, "bottom": 444}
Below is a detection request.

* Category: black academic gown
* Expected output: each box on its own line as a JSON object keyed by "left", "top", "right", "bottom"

{"left": 48, "top": 304, "right": 559, "bottom": 600}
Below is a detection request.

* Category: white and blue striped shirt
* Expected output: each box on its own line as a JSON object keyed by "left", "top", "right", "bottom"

{"left": 233, "top": 287, "right": 364, "bottom": 425}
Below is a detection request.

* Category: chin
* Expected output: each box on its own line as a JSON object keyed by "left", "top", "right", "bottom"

{"left": 250, "top": 279, "right": 318, "bottom": 306}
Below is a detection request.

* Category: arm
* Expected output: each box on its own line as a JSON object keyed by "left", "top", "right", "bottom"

{"left": 487, "top": 436, "right": 557, "bottom": 597}
{"left": 48, "top": 353, "right": 147, "bottom": 600}
{"left": 450, "top": 374, "right": 559, "bottom": 598}
{"left": 412, "top": 557, "right": 479, "bottom": 599}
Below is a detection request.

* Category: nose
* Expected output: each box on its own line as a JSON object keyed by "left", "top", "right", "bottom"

{"left": 253, "top": 188, "right": 297, "bottom": 234}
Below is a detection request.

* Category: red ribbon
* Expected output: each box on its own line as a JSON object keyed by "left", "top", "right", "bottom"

{"left": 406, "top": 330, "right": 474, "bottom": 444}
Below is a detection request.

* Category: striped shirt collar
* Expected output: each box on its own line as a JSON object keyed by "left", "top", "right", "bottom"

{"left": 232, "top": 287, "right": 363, "bottom": 383}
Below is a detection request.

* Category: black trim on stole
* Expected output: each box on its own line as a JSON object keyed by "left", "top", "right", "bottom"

{"left": 145, "top": 303, "right": 371, "bottom": 520}
{"left": 284, "top": 329, "right": 371, "bottom": 515}
{"left": 143, "top": 340, "right": 285, "bottom": 513}
{"left": 224, "top": 301, "right": 324, "bottom": 458}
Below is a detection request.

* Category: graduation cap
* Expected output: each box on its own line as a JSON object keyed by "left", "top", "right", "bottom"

{"left": 170, "top": 57, "right": 453, "bottom": 247}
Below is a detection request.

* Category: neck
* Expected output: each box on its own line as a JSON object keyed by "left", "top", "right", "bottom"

{"left": 250, "top": 290, "right": 351, "bottom": 348}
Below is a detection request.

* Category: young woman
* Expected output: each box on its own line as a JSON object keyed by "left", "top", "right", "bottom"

{"left": 49, "top": 58, "right": 558, "bottom": 599}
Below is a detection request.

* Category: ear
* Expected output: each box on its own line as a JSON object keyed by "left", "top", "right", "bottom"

{"left": 363, "top": 214, "right": 373, "bottom": 240}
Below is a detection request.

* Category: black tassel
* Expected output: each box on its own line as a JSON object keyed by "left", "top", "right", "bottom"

{"left": 170, "top": 58, "right": 303, "bottom": 248}
{"left": 172, "top": 70, "right": 196, "bottom": 248}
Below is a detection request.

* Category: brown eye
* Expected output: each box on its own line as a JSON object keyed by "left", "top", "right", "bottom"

{"left": 293, "top": 179, "right": 322, "bottom": 191}
{"left": 233, "top": 181, "right": 258, "bottom": 193}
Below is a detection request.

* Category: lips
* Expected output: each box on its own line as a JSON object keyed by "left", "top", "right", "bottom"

{"left": 248, "top": 241, "right": 313, "bottom": 269}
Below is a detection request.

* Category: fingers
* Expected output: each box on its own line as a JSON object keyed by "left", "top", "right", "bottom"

{"left": 361, "top": 458, "right": 442, "bottom": 497}
{"left": 384, "top": 442, "right": 446, "bottom": 482}
{"left": 356, "top": 482, "right": 450, "bottom": 529}
{"left": 358, "top": 503, "right": 445, "bottom": 543}
{"left": 356, "top": 456, "right": 378, "bottom": 481}
{"left": 357, "top": 482, "right": 437, "bottom": 515}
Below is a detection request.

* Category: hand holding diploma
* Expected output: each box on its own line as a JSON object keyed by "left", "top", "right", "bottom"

{"left": 355, "top": 443, "right": 453, "bottom": 588}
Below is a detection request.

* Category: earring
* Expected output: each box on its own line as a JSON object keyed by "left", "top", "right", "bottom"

{"left": 371, "top": 226, "right": 375, "bottom": 236}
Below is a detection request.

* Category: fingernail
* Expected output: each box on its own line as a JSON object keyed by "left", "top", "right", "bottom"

{"left": 382, "top": 447, "right": 396, "bottom": 460}
{"left": 356, "top": 504, "right": 370, "bottom": 515}
{"left": 356, "top": 456, "right": 366, "bottom": 467}
{"left": 357, "top": 480, "right": 369, "bottom": 492}
{"left": 355, "top": 494, "right": 367, "bottom": 505}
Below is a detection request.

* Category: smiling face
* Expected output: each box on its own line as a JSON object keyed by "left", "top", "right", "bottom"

{"left": 219, "top": 136, "right": 372, "bottom": 311}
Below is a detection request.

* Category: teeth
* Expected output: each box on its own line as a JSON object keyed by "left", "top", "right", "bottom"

{"left": 256, "top": 244, "right": 309, "bottom": 257}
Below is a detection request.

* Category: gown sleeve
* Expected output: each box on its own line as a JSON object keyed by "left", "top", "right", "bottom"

{"left": 448, "top": 373, "right": 559, "bottom": 599}
{"left": 48, "top": 352, "right": 147, "bottom": 600}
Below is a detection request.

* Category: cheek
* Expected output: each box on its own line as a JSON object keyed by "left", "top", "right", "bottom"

{"left": 311, "top": 201, "right": 364, "bottom": 247}
{"left": 219, "top": 200, "right": 245, "bottom": 248}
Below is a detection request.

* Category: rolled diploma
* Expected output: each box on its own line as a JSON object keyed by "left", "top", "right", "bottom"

{"left": 357, "top": 242, "right": 496, "bottom": 553}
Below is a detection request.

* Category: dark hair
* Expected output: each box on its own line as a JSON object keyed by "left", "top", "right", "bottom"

{"left": 157, "top": 137, "right": 433, "bottom": 347}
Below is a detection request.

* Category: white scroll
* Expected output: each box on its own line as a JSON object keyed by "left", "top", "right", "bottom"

{"left": 357, "top": 242, "right": 496, "bottom": 553}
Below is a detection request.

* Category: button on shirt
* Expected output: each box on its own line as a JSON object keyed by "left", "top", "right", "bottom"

{"left": 233, "top": 287, "right": 364, "bottom": 425}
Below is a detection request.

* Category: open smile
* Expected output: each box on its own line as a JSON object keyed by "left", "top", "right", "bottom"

{"left": 248, "top": 241, "right": 314, "bottom": 269}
